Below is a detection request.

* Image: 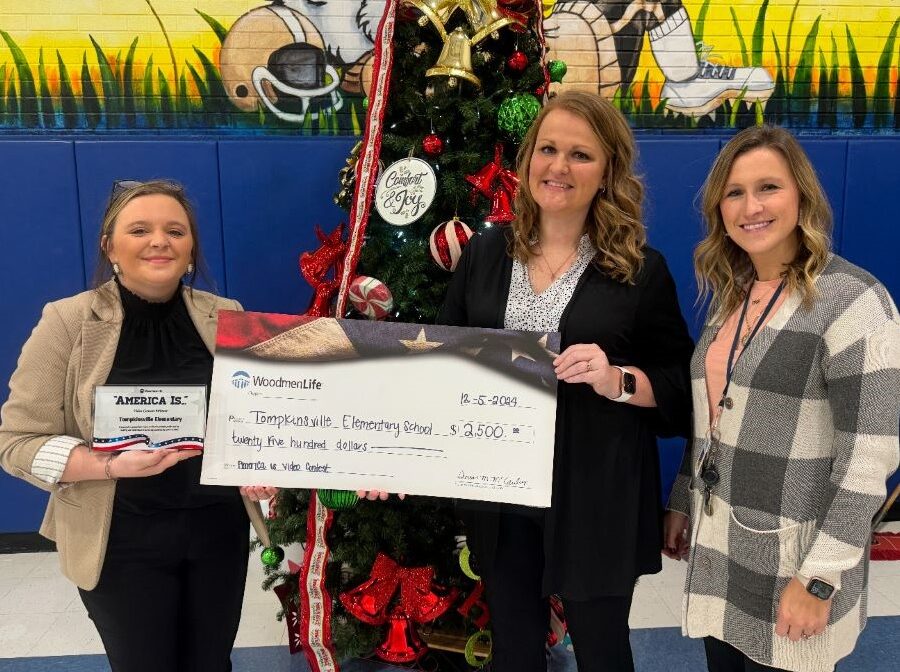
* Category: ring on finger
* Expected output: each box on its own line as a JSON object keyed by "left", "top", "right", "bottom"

{"left": 586, "top": 360, "right": 593, "bottom": 372}
{"left": 801, "top": 632, "right": 810, "bottom": 640}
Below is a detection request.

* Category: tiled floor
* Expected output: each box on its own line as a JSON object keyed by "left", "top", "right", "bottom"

{"left": 1, "top": 528, "right": 899, "bottom": 670}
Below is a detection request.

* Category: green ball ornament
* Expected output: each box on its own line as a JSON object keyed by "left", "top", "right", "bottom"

{"left": 497, "top": 94, "right": 542, "bottom": 142}
{"left": 548, "top": 60, "right": 568, "bottom": 83}
{"left": 362, "top": 97, "right": 369, "bottom": 110}
{"left": 317, "top": 489, "right": 359, "bottom": 510}
{"left": 260, "top": 545, "right": 285, "bottom": 568}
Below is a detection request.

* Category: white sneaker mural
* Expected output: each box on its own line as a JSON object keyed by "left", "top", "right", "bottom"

{"left": 544, "top": 2, "right": 775, "bottom": 117}
{"left": 660, "top": 59, "right": 775, "bottom": 117}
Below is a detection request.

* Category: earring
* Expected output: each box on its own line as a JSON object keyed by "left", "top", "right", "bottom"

{"left": 599, "top": 185, "right": 607, "bottom": 195}
{"left": 186, "top": 263, "right": 194, "bottom": 275}
{"left": 112, "top": 263, "right": 121, "bottom": 275}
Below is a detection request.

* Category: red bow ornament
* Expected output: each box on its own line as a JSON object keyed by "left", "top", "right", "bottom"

{"left": 298, "top": 224, "right": 348, "bottom": 317}
{"left": 465, "top": 143, "right": 518, "bottom": 223}
{"left": 339, "top": 553, "right": 458, "bottom": 625}
{"left": 339, "top": 553, "right": 460, "bottom": 663}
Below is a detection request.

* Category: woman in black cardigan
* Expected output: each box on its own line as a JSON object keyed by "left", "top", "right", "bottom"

{"left": 437, "top": 91, "right": 693, "bottom": 671}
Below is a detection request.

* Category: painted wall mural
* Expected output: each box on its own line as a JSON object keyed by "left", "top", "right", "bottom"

{"left": 0, "top": 0, "right": 897, "bottom": 133}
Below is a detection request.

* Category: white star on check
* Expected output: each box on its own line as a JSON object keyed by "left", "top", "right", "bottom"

{"left": 399, "top": 328, "right": 444, "bottom": 352}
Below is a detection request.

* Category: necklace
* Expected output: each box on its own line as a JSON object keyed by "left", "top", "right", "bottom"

{"left": 740, "top": 285, "right": 777, "bottom": 345}
{"left": 534, "top": 242, "right": 579, "bottom": 281}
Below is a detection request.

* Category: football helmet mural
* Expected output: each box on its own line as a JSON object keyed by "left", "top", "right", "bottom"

{"left": 220, "top": 2, "right": 342, "bottom": 122}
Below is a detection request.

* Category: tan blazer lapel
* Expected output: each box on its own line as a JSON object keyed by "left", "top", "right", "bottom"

{"left": 183, "top": 287, "right": 220, "bottom": 356}
{"left": 73, "top": 282, "right": 122, "bottom": 439}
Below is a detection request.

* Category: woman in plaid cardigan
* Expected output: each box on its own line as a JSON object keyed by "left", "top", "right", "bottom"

{"left": 664, "top": 126, "right": 900, "bottom": 672}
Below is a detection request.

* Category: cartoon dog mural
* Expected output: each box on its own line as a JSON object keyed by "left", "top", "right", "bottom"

{"left": 544, "top": 0, "right": 775, "bottom": 116}
{"left": 220, "top": 0, "right": 385, "bottom": 122}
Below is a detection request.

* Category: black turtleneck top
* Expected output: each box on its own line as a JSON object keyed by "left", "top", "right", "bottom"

{"left": 106, "top": 279, "right": 240, "bottom": 512}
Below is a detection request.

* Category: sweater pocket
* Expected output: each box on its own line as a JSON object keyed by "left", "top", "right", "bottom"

{"left": 728, "top": 507, "right": 804, "bottom": 592}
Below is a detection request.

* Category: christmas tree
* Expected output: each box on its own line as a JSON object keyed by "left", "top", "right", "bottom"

{"left": 264, "top": 2, "right": 551, "bottom": 668}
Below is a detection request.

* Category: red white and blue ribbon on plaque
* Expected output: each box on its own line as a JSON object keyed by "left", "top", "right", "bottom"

{"left": 92, "top": 434, "right": 204, "bottom": 452}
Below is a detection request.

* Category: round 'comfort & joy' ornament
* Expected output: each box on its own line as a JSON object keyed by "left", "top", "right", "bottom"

{"left": 374, "top": 157, "right": 437, "bottom": 226}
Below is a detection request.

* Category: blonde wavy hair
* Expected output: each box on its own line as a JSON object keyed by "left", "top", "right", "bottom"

{"left": 510, "top": 91, "right": 645, "bottom": 284}
{"left": 695, "top": 125, "right": 832, "bottom": 320}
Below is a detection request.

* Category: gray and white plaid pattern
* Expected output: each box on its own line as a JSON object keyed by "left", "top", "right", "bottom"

{"left": 669, "top": 255, "right": 900, "bottom": 672}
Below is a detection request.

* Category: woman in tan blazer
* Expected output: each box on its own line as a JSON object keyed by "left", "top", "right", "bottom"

{"left": 0, "top": 180, "right": 274, "bottom": 672}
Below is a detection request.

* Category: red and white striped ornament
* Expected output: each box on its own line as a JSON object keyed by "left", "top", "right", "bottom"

{"left": 348, "top": 275, "right": 394, "bottom": 320}
{"left": 429, "top": 219, "right": 474, "bottom": 272}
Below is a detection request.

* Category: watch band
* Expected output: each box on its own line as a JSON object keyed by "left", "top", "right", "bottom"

{"left": 610, "top": 366, "right": 635, "bottom": 402}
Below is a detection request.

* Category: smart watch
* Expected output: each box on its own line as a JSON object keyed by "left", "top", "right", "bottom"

{"left": 806, "top": 577, "right": 835, "bottom": 601}
{"left": 611, "top": 366, "right": 636, "bottom": 402}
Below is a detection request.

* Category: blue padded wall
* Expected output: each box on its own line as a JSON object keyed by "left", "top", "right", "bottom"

{"left": 74, "top": 141, "right": 227, "bottom": 292}
{"left": 0, "top": 135, "right": 898, "bottom": 533}
{"left": 841, "top": 140, "right": 900, "bottom": 300}
{"left": 218, "top": 138, "right": 358, "bottom": 315}
{"left": 798, "top": 140, "right": 847, "bottom": 255}
{"left": 638, "top": 139, "right": 722, "bottom": 500}
{"left": 0, "top": 141, "right": 83, "bottom": 532}
{"left": 639, "top": 138, "right": 721, "bottom": 335}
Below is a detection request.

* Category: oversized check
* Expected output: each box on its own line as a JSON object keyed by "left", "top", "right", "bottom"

{"left": 200, "top": 312, "right": 560, "bottom": 506}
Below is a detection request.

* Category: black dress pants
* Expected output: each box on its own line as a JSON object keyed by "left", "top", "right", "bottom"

{"left": 79, "top": 500, "right": 250, "bottom": 672}
{"left": 480, "top": 510, "right": 635, "bottom": 672}
{"left": 703, "top": 637, "right": 831, "bottom": 672}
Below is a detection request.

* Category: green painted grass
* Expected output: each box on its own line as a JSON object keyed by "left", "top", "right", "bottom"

{"left": 873, "top": 17, "right": 900, "bottom": 128}
{"left": 751, "top": 0, "right": 769, "bottom": 68}
{"left": 0, "top": 22, "right": 364, "bottom": 133}
{"left": 611, "top": 3, "right": 899, "bottom": 131}
{"left": 0, "top": 6, "right": 897, "bottom": 132}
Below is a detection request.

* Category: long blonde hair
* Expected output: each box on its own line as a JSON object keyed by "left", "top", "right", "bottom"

{"left": 695, "top": 126, "right": 832, "bottom": 319}
{"left": 510, "top": 91, "right": 645, "bottom": 284}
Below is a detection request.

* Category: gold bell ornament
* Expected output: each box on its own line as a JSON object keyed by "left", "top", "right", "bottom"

{"left": 426, "top": 27, "right": 481, "bottom": 88}
{"left": 464, "top": 0, "right": 522, "bottom": 45}
{"left": 403, "top": 0, "right": 457, "bottom": 38}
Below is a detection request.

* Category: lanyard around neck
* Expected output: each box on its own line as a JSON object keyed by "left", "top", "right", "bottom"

{"left": 719, "top": 279, "right": 785, "bottom": 408}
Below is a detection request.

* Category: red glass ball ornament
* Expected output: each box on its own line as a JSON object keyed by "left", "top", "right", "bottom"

{"left": 506, "top": 50, "right": 528, "bottom": 73}
{"left": 422, "top": 133, "right": 444, "bottom": 156}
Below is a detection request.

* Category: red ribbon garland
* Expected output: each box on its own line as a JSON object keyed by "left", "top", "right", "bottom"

{"left": 297, "top": 492, "right": 339, "bottom": 671}
{"left": 334, "top": 0, "right": 399, "bottom": 316}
